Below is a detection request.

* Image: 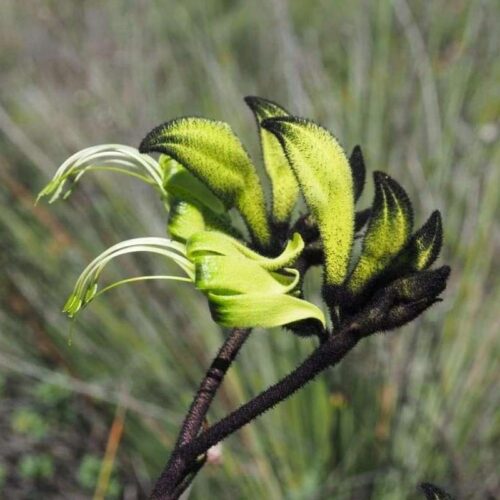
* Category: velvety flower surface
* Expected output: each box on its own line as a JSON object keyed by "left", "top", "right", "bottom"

{"left": 39, "top": 96, "right": 448, "bottom": 334}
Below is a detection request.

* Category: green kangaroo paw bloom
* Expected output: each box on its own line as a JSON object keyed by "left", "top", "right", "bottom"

{"left": 349, "top": 145, "right": 366, "bottom": 202}
{"left": 139, "top": 117, "right": 271, "bottom": 248}
{"left": 245, "top": 96, "right": 299, "bottom": 225}
{"left": 187, "top": 229, "right": 323, "bottom": 328}
{"left": 187, "top": 231, "right": 304, "bottom": 271}
{"left": 261, "top": 116, "right": 355, "bottom": 287}
{"left": 37, "top": 144, "right": 166, "bottom": 203}
{"left": 377, "top": 210, "right": 443, "bottom": 286}
{"left": 347, "top": 172, "right": 413, "bottom": 295}
{"left": 207, "top": 292, "right": 325, "bottom": 328}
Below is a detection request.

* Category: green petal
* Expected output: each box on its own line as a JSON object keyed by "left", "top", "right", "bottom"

{"left": 139, "top": 117, "right": 271, "bottom": 248}
{"left": 167, "top": 199, "right": 238, "bottom": 242}
{"left": 207, "top": 292, "right": 325, "bottom": 328}
{"left": 261, "top": 117, "right": 355, "bottom": 286}
{"left": 158, "top": 154, "right": 178, "bottom": 178}
{"left": 186, "top": 228, "right": 319, "bottom": 329}
{"left": 245, "top": 96, "right": 299, "bottom": 225}
{"left": 187, "top": 231, "right": 304, "bottom": 271}
{"left": 162, "top": 158, "right": 225, "bottom": 214}
{"left": 195, "top": 255, "right": 299, "bottom": 295}
{"left": 347, "top": 172, "right": 413, "bottom": 294}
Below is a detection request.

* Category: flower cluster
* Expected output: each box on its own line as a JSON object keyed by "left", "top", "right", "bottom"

{"left": 39, "top": 97, "right": 449, "bottom": 335}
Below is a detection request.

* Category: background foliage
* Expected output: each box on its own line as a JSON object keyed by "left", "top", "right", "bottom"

{"left": 0, "top": 1, "right": 498, "bottom": 498}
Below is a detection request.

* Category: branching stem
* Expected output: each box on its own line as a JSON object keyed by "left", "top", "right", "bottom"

{"left": 150, "top": 321, "right": 361, "bottom": 499}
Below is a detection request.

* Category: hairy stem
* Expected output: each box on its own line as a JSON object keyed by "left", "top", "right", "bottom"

{"left": 177, "top": 328, "right": 251, "bottom": 447}
{"left": 151, "top": 322, "right": 361, "bottom": 498}
{"left": 181, "top": 324, "right": 359, "bottom": 460}
{"left": 150, "top": 328, "right": 251, "bottom": 499}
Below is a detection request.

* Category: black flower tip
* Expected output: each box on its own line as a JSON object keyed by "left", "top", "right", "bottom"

{"left": 355, "top": 208, "right": 371, "bottom": 232}
{"left": 349, "top": 145, "right": 366, "bottom": 201}
{"left": 352, "top": 266, "right": 451, "bottom": 336}
{"left": 397, "top": 265, "right": 451, "bottom": 302}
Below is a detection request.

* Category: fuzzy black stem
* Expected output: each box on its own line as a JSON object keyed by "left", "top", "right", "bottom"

{"left": 181, "top": 324, "right": 359, "bottom": 459}
{"left": 150, "top": 328, "right": 251, "bottom": 499}
{"left": 177, "top": 328, "right": 251, "bottom": 447}
{"left": 151, "top": 321, "right": 361, "bottom": 498}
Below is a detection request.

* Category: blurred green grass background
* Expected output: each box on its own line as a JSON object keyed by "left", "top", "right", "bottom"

{"left": 0, "top": 0, "right": 498, "bottom": 498}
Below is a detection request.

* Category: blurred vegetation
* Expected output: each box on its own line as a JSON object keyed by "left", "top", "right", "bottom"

{"left": 0, "top": 0, "right": 498, "bottom": 498}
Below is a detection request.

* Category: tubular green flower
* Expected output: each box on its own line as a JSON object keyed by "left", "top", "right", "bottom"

{"left": 187, "top": 231, "right": 326, "bottom": 328}
{"left": 61, "top": 230, "right": 324, "bottom": 329}
{"left": 40, "top": 95, "right": 446, "bottom": 335}
{"left": 346, "top": 172, "right": 413, "bottom": 296}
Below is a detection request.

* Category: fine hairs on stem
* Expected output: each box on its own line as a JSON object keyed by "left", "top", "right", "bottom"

{"left": 39, "top": 96, "right": 451, "bottom": 499}
{"left": 151, "top": 265, "right": 450, "bottom": 498}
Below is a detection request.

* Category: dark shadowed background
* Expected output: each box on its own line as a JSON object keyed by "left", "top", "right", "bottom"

{"left": 0, "top": 1, "right": 498, "bottom": 498}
